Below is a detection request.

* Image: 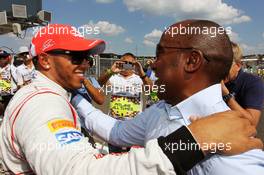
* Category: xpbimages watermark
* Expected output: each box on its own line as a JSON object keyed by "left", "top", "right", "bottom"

{"left": 163, "top": 140, "right": 232, "bottom": 154}
{"left": 164, "top": 24, "right": 232, "bottom": 38}
{"left": 99, "top": 84, "right": 166, "bottom": 96}
{"left": 32, "top": 24, "right": 100, "bottom": 37}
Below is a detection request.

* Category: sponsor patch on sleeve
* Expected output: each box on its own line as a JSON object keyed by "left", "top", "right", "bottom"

{"left": 47, "top": 119, "right": 77, "bottom": 133}
{"left": 55, "top": 130, "right": 83, "bottom": 145}
{"left": 47, "top": 119, "right": 82, "bottom": 145}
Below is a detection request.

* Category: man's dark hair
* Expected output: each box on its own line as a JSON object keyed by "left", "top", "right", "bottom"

{"left": 163, "top": 19, "right": 233, "bottom": 83}
{"left": 188, "top": 20, "right": 233, "bottom": 83}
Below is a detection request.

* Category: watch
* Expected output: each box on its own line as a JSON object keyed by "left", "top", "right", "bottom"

{"left": 223, "top": 92, "right": 235, "bottom": 103}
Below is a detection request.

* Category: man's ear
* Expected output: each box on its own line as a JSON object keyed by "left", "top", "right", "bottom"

{"left": 38, "top": 53, "right": 51, "bottom": 70}
{"left": 184, "top": 50, "right": 203, "bottom": 73}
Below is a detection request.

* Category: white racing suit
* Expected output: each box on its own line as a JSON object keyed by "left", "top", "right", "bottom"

{"left": 0, "top": 71, "right": 204, "bottom": 175}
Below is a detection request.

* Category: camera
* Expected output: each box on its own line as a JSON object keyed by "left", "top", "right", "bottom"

{"left": 122, "top": 61, "right": 134, "bottom": 70}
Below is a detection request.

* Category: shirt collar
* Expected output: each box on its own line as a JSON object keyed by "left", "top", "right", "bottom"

{"left": 33, "top": 71, "right": 71, "bottom": 100}
{"left": 166, "top": 84, "right": 223, "bottom": 122}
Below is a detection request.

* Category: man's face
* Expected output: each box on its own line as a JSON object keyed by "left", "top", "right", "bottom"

{"left": 0, "top": 56, "right": 10, "bottom": 68}
{"left": 152, "top": 20, "right": 194, "bottom": 105}
{"left": 120, "top": 55, "right": 135, "bottom": 77}
{"left": 47, "top": 53, "right": 89, "bottom": 90}
{"left": 20, "top": 52, "right": 32, "bottom": 62}
{"left": 153, "top": 43, "right": 185, "bottom": 104}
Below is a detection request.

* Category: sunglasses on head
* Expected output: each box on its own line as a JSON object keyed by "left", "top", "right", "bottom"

{"left": 46, "top": 50, "right": 94, "bottom": 65}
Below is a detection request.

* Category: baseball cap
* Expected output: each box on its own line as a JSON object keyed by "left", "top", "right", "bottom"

{"left": 17, "top": 46, "right": 29, "bottom": 55}
{"left": 30, "top": 24, "right": 105, "bottom": 57}
{"left": 0, "top": 50, "right": 10, "bottom": 58}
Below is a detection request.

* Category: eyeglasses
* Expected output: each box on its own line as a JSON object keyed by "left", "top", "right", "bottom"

{"left": 46, "top": 50, "right": 94, "bottom": 65}
{"left": 156, "top": 44, "right": 210, "bottom": 62}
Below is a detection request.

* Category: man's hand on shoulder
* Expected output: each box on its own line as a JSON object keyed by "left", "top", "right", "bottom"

{"left": 188, "top": 110, "right": 263, "bottom": 156}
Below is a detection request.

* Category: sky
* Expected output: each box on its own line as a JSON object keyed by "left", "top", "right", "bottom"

{"left": 0, "top": 0, "right": 264, "bottom": 56}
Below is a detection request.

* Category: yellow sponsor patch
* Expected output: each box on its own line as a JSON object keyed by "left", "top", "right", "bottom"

{"left": 47, "top": 119, "right": 77, "bottom": 133}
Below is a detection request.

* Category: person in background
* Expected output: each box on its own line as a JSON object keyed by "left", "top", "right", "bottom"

{"left": 98, "top": 52, "right": 153, "bottom": 153}
{"left": 98, "top": 53, "right": 153, "bottom": 119}
{"left": 144, "top": 58, "right": 159, "bottom": 108}
{"left": 145, "top": 58, "right": 157, "bottom": 82}
{"left": 222, "top": 42, "right": 264, "bottom": 127}
{"left": 16, "top": 46, "right": 36, "bottom": 89}
{"left": 0, "top": 50, "right": 17, "bottom": 115}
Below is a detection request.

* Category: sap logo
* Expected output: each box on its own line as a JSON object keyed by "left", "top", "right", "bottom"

{"left": 55, "top": 131, "right": 83, "bottom": 145}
